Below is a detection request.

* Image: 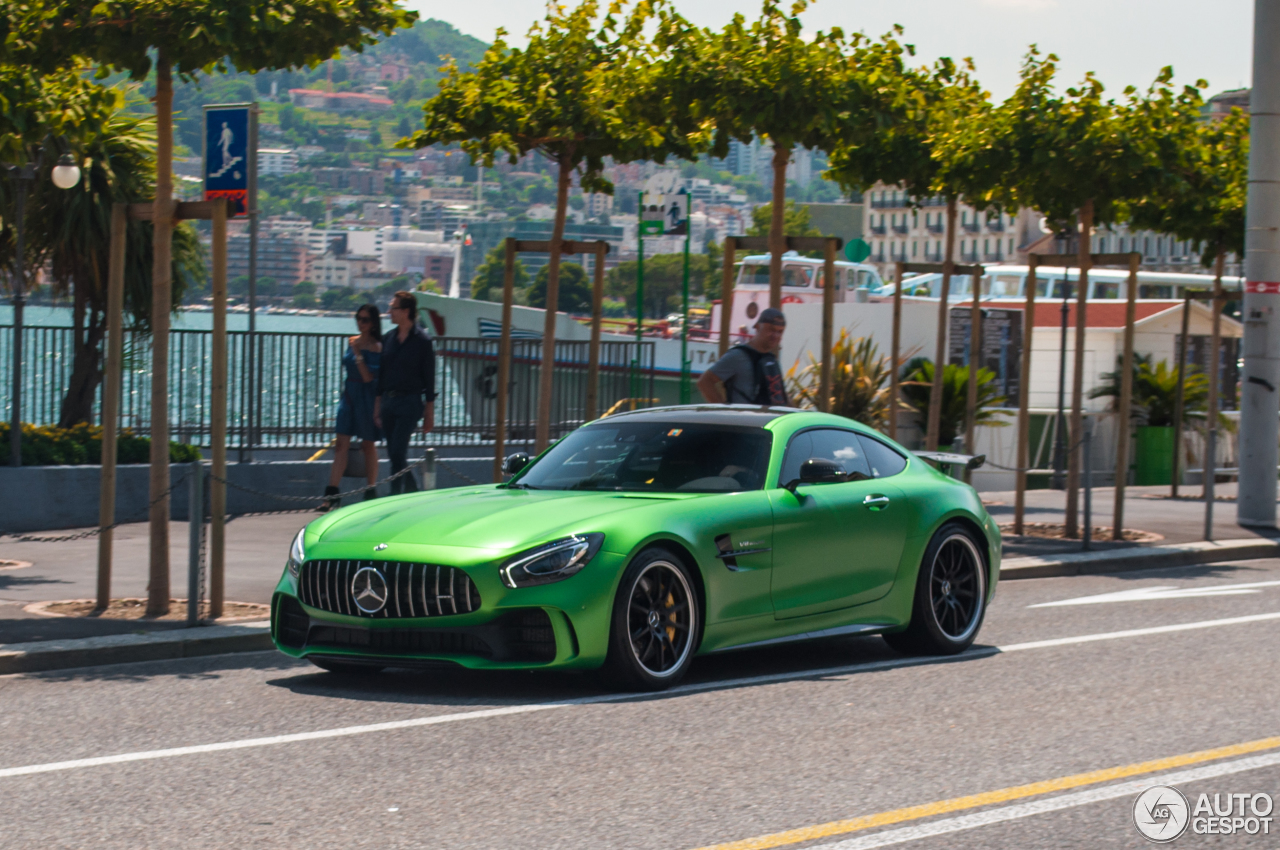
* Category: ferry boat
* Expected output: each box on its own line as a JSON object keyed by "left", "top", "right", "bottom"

{"left": 882, "top": 264, "right": 1244, "bottom": 302}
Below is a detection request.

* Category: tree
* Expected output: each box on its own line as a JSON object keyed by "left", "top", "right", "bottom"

{"left": 745, "top": 200, "right": 820, "bottom": 239}
{"left": 981, "top": 50, "right": 1204, "bottom": 534}
{"left": 672, "top": 0, "right": 909, "bottom": 306}
{"left": 408, "top": 0, "right": 704, "bottom": 449}
{"left": 1, "top": 0, "right": 415, "bottom": 615}
{"left": 606, "top": 253, "right": 713, "bottom": 318}
{"left": 528, "top": 262, "right": 591, "bottom": 313}
{"left": 469, "top": 243, "right": 528, "bottom": 302}
{"left": 899, "top": 359, "right": 1011, "bottom": 447}
{"left": 3, "top": 72, "right": 204, "bottom": 427}
{"left": 416, "top": 277, "right": 442, "bottom": 293}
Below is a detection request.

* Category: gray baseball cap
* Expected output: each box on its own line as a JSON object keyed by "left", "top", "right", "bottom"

{"left": 755, "top": 307, "right": 787, "bottom": 327}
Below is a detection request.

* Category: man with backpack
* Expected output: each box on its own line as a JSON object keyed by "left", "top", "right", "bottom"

{"left": 696, "top": 307, "right": 791, "bottom": 407}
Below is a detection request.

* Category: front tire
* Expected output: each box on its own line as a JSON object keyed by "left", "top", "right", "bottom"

{"left": 604, "top": 547, "right": 699, "bottom": 691}
{"left": 883, "top": 522, "right": 988, "bottom": 656}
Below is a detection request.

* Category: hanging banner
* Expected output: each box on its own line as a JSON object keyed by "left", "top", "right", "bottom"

{"left": 203, "top": 105, "right": 252, "bottom": 217}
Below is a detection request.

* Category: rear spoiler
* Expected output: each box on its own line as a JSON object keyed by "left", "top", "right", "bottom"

{"left": 914, "top": 451, "right": 986, "bottom": 472}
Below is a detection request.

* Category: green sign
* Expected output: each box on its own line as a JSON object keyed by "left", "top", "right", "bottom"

{"left": 844, "top": 238, "right": 871, "bottom": 263}
{"left": 638, "top": 220, "right": 664, "bottom": 236}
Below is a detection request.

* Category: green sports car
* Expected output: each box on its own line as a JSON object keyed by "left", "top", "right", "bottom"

{"left": 271, "top": 405, "right": 1001, "bottom": 690}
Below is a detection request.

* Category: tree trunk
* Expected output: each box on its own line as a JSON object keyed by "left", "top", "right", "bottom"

{"left": 58, "top": 307, "right": 105, "bottom": 428}
{"left": 534, "top": 154, "right": 572, "bottom": 452}
{"left": 1064, "top": 198, "right": 1093, "bottom": 538}
{"left": 925, "top": 196, "right": 958, "bottom": 451}
{"left": 147, "top": 52, "right": 174, "bottom": 617}
{"left": 769, "top": 141, "right": 789, "bottom": 310}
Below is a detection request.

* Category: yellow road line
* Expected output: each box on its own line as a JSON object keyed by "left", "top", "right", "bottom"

{"left": 691, "top": 735, "right": 1280, "bottom": 850}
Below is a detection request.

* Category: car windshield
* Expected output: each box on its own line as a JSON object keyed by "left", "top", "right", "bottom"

{"left": 514, "top": 422, "right": 773, "bottom": 493}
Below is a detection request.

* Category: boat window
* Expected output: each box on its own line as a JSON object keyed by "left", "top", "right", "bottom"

{"left": 1139, "top": 284, "right": 1173, "bottom": 298}
{"left": 779, "top": 429, "right": 873, "bottom": 486}
{"left": 1048, "top": 280, "right": 1077, "bottom": 299}
{"left": 783, "top": 265, "right": 815, "bottom": 288}
{"left": 990, "top": 275, "right": 1022, "bottom": 297}
{"left": 741, "top": 264, "right": 770, "bottom": 286}
{"left": 1092, "top": 282, "right": 1119, "bottom": 299}
{"left": 857, "top": 270, "right": 881, "bottom": 289}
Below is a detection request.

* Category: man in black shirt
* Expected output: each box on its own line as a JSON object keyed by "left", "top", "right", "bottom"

{"left": 374, "top": 291, "right": 437, "bottom": 494}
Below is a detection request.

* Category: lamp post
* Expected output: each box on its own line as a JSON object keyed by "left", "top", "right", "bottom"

{"left": 7, "top": 152, "right": 81, "bottom": 467}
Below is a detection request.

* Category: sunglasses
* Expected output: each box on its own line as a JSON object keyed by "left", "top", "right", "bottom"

{"left": 357, "top": 315, "right": 374, "bottom": 324}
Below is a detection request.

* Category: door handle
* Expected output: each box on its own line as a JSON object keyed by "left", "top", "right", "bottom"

{"left": 863, "top": 494, "right": 890, "bottom": 510}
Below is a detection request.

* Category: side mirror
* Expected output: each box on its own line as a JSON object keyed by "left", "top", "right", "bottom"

{"left": 503, "top": 452, "right": 530, "bottom": 475}
{"left": 785, "top": 457, "right": 846, "bottom": 493}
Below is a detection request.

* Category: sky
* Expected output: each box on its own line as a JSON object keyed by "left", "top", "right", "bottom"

{"left": 410, "top": 0, "right": 1255, "bottom": 102}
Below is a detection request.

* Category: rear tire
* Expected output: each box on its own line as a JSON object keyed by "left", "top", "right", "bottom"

{"left": 603, "top": 547, "right": 700, "bottom": 691}
{"left": 309, "top": 657, "right": 385, "bottom": 676}
{"left": 883, "top": 522, "right": 988, "bottom": 656}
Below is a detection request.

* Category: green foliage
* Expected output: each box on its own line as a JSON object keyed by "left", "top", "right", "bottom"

{"left": 528, "top": 262, "right": 591, "bottom": 313}
{"left": 970, "top": 49, "right": 1206, "bottom": 227}
{"left": 1090, "top": 354, "right": 1211, "bottom": 429}
{"left": 294, "top": 280, "right": 317, "bottom": 296}
{"left": 0, "top": 422, "right": 198, "bottom": 466}
{"left": 1125, "top": 108, "right": 1247, "bottom": 265}
{"left": 746, "top": 200, "right": 820, "bottom": 238}
{"left": 291, "top": 291, "right": 318, "bottom": 308}
{"left": 469, "top": 244, "right": 528, "bottom": 302}
{"left": 787, "top": 330, "right": 893, "bottom": 430}
{"left": 406, "top": 2, "right": 705, "bottom": 194}
{"left": 606, "top": 253, "right": 713, "bottom": 319}
{"left": 899, "top": 359, "right": 1011, "bottom": 446}
{"left": 1, "top": 1, "right": 416, "bottom": 81}
{"left": 320, "top": 286, "right": 362, "bottom": 311}
{"left": 416, "top": 277, "right": 442, "bottom": 293}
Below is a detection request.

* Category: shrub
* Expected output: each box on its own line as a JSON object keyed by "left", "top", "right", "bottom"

{"left": 0, "top": 422, "right": 200, "bottom": 466}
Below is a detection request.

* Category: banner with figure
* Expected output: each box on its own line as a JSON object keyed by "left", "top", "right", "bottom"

{"left": 203, "top": 105, "right": 252, "bottom": 217}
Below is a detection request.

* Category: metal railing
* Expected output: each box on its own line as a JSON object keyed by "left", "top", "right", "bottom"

{"left": 0, "top": 324, "right": 656, "bottom": 448}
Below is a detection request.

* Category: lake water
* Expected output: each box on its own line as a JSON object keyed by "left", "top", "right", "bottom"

{"left": 0, "top": 305, "right": 362, "bottom": 335}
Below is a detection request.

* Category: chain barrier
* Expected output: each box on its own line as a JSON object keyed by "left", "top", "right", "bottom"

{"left": 436, "top": 458, "right": 486, "bottom": 486}
{"left": 0, "top": 472, "right": 192, "bottom": 543}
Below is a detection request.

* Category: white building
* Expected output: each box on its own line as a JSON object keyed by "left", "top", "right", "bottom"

{"left": 257, "top": 148, "right": 298, "bottom": 177}
{"left": 308, "top": 255, "right": 379, "bottom": 289}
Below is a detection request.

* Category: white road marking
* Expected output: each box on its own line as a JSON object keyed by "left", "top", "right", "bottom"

{"left": 1032, "top": 580, "right": 1280, "bottom": 608}
{"left": 813, "top": 751, "right": 1280, "bottom": 849}
{"left": 1, "top": 611, "right": 1277, "bottom": 780}
{"left": 999, "top": 611, "right": 1280, "bottom": 653}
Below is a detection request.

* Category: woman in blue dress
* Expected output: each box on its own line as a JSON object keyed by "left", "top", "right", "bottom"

{"left": 322, "top": 304, "right": 383, "bottom": 511}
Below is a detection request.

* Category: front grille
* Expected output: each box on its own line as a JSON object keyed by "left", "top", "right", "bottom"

{"left": 304, "top": 609, "right": 558, "bottom": 663}
{"left": 297, "top": 560, "right": 481, "bottom": 619}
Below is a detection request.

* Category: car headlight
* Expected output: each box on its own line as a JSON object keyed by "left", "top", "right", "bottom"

{"left": 287, "top": 528, "right": 306, "bottom": 578}
{"left": 501, "top": 534, "right": 604, "bottom": 589}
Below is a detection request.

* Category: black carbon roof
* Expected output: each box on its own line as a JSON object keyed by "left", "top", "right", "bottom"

{"left": 593, "top": 404, "right": 798, "bottom": 428}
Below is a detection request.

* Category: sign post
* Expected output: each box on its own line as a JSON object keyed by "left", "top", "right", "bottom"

{"left": 203, "top": 102, "right": 257, "bottom": 459}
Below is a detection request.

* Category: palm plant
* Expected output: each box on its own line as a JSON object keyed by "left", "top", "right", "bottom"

{"left": 788, "top": 330, "right": 895, "bottom": 430}
{"left": 21, "top": 90, "right": 206, "bottom": 425}
{"left": 899, "top": 359, "right": 1011, "bottom": 447}
{"left": 1090, "top": 354, "right": 1225, "bottom": 429}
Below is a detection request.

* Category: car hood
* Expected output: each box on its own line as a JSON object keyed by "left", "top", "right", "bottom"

{"left": 309, "top": 486, "right": 691, "bottom": 555}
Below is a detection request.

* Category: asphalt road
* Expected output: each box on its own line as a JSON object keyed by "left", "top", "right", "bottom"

{"left": 2, "top": 558, "right": 1279, "bottom": 849}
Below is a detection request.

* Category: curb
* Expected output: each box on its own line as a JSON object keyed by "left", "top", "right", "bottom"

{"left": 1000, "top": 538, "right": 1280, "bottom": 580}
{"left": 0, "top": 621, "right": 273, "bottom": 675}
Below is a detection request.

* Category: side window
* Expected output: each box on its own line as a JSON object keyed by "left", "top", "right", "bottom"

{"left": 858, "top": 435, "right": 908, "bottom": 478}
{"left": 808, "top": 430, "right": 872, "bottom": 480}
{"left": 780, "top": 429, "right": 872, "bottom": 485}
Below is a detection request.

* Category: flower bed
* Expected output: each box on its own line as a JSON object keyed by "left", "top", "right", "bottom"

{"left": 0, "top": 422, "right": 200, "bottom": 466}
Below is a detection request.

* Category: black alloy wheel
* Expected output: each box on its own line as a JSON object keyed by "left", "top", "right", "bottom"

{"left": 929, "top": 534, "right": 983, "bottom": 640}
{"left": 605, "top": 547, "right": 699, "bottom": 690}
{"left": 883, "top": 522, "right": 988, "bottom": 656}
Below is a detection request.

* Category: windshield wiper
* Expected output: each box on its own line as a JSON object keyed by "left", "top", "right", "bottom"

{"left": 504, "top": 482, "right": 539, "bottom": 490}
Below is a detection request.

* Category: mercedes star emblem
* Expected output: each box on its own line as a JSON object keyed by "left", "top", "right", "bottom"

{"left": 374, "top": 543, "right": 388, "bottom": 552}
{"left": 351, "top": 566, "right": 389, "bottom": 614}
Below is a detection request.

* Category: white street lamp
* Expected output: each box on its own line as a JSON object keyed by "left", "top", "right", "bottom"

{"left": 51, "top": 153, "right": 82, "bottom": 190}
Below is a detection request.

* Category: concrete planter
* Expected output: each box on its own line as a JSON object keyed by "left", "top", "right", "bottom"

{"left": 0, "top": 458, "right": 435, "bottom": 534}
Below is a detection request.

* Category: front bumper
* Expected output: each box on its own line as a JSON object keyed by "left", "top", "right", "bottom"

{"left": 270, "top": 550, "right": 626, "bottom": 670}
